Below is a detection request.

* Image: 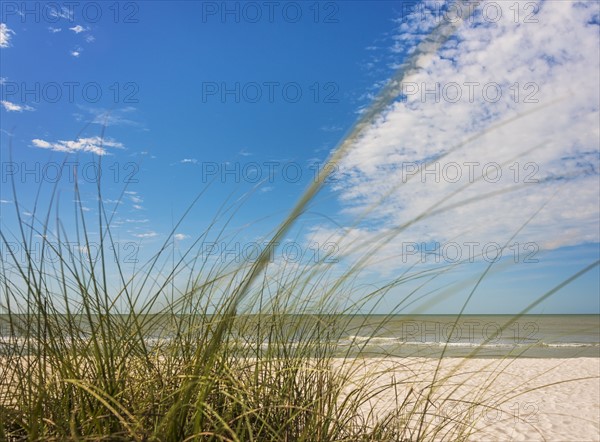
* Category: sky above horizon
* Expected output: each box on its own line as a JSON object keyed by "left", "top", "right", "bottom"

{"left": 0, "top": 1, "right": 599, "bottom": 314}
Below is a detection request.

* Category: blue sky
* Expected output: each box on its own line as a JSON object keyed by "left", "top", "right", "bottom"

{"left": 1, "top": 1, "right": 599, "bottom": 314}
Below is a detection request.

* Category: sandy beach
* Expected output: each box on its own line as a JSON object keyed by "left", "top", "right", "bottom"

{"left": 337, "top": 357, "right": 600, "bottom": 441}
{"left": 1, "top": 353, "right": 598, "bottom": 440}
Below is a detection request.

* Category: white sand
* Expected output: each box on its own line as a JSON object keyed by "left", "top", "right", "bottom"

{"left": 2, "top": 354, "right": 597, "bottom": 440}
{"left": 336, "top": 357, "right": 600, "bottom": 441}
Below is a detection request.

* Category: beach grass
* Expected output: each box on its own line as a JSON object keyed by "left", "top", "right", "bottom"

{"left": 1, "top": 216, "right": 597, "bottom": 441}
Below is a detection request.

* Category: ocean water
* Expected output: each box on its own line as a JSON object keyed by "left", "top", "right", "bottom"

{"left": 331, "top": 314, "right": 600, "bottom": 358}
{"left": 1, "top": 314, "right": 598, "bottom": 358}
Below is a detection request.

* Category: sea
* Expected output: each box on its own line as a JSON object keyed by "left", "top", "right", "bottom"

{"left": 1, "top": 314, "right": 598, "bottom": 358}
{"left": 329, "top": 314, "right": 600, "bottom": 358}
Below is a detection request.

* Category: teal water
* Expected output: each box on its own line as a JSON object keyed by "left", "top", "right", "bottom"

{"left": 331, "top": 314, "right": 600, "bottom": 358}
{"left": 1, "top": 314, "right": 598, "bottom": 358}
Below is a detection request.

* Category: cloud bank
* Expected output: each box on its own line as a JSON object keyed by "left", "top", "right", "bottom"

{"left": 316, "top": 1, "right": 599, "bottom": 272}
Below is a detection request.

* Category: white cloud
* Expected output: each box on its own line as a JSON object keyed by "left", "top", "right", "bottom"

{"left": 69, "top": 25, "right": 88, "bottom": 34}
{"left": 31, "top": 136, "right": 124, "bottom": 156}
{"left": 48, "top": 27, "right": 62, "bottom": 33}
{"left": 70, "top": 49, "right": 81, "bottom": 57}
{"left": 180, "top": 158, "right": 198, "bottom": 164}
{"left": 133, "top": 231, "right": 157, "bottom": 239}
{"left": 0, "top": 23, "right": 15, "bottom": 48}
{"left": 85, "top": 35, "right": 95, "bottom": 43}
{"left": 75, "top": 105, "right": 143, "bottom": 128}
{"left": 321, "top": 125, "right": 343, "bottom": 132}
{"left": 0, "top": 199, "right": 12, "bottom": 204}
{"left": 132, "top": 204, "right": 143, "bottom": 210}
{"left": 48, "top": 7, "right": 73, "bottom": 20}
{"left": 174, "top": 233, "right": 189, "bottom": 241}
{"left": 323, "top": 1, "right": 599, "bottom": 273}
{"left": 1, "top": 101, "right": 34, "bottom": 112}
